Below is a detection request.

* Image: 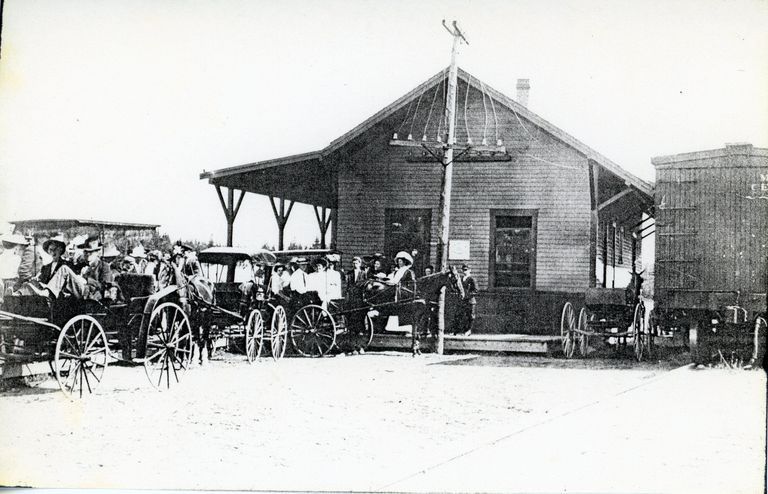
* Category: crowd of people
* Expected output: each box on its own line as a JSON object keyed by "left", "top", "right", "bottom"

{"left": 1, "top": 232, "right": 479, "bottom": 336}
{"left": 0, "top": 233, "right": 201, "bottom": 303}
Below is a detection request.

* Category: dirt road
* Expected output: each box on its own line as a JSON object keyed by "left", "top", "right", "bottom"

{"left": 0, "top": 352, "right": 765, "bottom": 493}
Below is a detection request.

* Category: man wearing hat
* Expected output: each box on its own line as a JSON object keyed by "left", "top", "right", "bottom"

{"left": 27, "top": 236, "right": 116, "bottom": 301}
{"left": 39, "top": 234, "right": 73, "bottom": 284}
{"left": 129, "top": 245, "right": 148, "bottom": 273}
{"left": 2, "top": 234, "right": 42, "bottom": 284}
{"left": 452, "top": 264, "right": 478, "bottom": 336}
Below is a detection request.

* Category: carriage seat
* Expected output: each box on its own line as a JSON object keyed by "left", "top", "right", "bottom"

{"left": 115, "top": 273, "right": 155, "bottom": 301}
{"left": 585, "top": 287, "right": 629, "bottom": 308}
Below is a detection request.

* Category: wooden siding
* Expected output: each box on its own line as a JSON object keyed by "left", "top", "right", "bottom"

{"left": 336, "top": 78, "right": 592, "bottom": 294}
{"left": 653, "top": 144, "right": 768, "bottom": 312}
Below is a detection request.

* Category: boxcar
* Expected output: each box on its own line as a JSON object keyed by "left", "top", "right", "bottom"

{"left": 651, "top": 143, "right": 767, "bottom": 365}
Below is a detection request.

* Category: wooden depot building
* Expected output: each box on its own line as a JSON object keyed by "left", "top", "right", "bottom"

{"left": 200, "top": 68, "right": 653, "bottom": 345}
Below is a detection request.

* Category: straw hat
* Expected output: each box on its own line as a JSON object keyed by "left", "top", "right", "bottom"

{"left": 1, "top": 234, "right": 29, "bottom": 248}
{"left": 129, "top": 246, "right": 147, "bottom": 259}
{"left": 395, "top": 251, "right": 414, "bottom": 265}
{"left": 102, "top": 245, "right": 122, "bottom": 259}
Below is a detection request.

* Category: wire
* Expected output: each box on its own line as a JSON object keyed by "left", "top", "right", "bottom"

{"left": 485, "top": 81, "right": 500, "bottom": 145}
{"left": 423, "top": 72, "right": 444, "bottom": 140}
{"left": 395, "top": 98, "right": 415, "bottom": 138}
{"left": 408, "top": 85, "right": 426, "bottom": 140}
{"left": 463, "top": 74, "right": 472, "bottom": 144}
{"left": 479, "top": 81, "right": 489, "bottom": 145}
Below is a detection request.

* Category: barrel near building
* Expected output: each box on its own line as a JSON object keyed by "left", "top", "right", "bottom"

{"left": 651, "top": 143, "right": 768, "bottom": 365}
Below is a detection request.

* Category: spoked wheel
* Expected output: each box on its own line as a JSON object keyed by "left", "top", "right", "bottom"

{"left": 751, "top": 316, "right": 767, "bottom": 365}
{"left": 361, "top": 313, "right": 375, "bottom": 350}
{"left": 633, "top": 302, "right": 647, "bottom": 362}
{"left": 270, "top": 305, "right": 288, "bottom": 361}
{"left": 144, "top": 302, "right": 193, "bottom": 390}
{"left": 55, "top": 315, "right": 108, "bottom": 398}
{"left": 560, "top": 302, "right": 576, "bottom": 358}
{"left": 577, "top": 307, "right": 589, "bottom": 357}
{"left": 245, "top": 310, "right": 264, "bottom": 363}
{"left": 290, "top": 305, "right": 337, "bottom": 357}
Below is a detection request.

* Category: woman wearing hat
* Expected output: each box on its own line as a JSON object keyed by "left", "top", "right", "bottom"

{"left": 379, "top": 251, "right": 417, "bottom": 287}
{"left": 39, "top": 235, "right": 73, "bottom": 284}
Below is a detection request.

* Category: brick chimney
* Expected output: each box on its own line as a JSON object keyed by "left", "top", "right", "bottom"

{"left": 516, "top": 79, "right": 530, "bottom": 107}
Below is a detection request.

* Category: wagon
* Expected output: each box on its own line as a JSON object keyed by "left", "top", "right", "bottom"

{"left": 650, "top": 143, "right": 767, "bottom": 366}
{"left": 194, "top": 247, "right": 288, "bottom": 362}
{"left": 0, "top": 273, "right": 192, "bottom": 397}
{"left": 288, "top": 263, "right": 464, "bottom": 357}
{"left": 560, "top": 283, "right": 649, "bottom": 361}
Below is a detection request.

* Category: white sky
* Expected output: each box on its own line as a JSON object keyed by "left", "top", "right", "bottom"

{"left": 1, "top": 0, "right": 766, "bottom": 248}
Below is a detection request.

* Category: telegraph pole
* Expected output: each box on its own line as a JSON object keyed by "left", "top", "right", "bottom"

{"left": 436, "top": 20, "right": 468, "bottom": 354}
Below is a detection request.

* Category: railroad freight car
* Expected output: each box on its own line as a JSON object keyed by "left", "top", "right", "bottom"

{"left": 651, "top": 143, "right": 767, "bottom": 365}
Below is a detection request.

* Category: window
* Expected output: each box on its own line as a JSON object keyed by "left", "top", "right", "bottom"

{"left": 384, "top": 209, "right": 431, "bottom": 275}
{"left": 490, "top": 211, "right": 536, "bottom": 288}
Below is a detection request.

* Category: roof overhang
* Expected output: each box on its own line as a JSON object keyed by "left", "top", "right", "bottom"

{"left": 200, "top": 67, "right": 654, "bottom": 208}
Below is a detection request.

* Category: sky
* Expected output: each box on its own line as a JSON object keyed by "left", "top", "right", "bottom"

{"left": 1, "top": 0, "right": 766, "bottom": 249}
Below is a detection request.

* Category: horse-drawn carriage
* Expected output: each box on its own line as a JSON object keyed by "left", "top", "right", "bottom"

{"left": 560, "top": 277, "right": 649, "bottom": 361}
{"left": 288, "top": 261, "right": 464, "bottom": 357}
{"left": 192, "top": 247, "right": 288, "bottom": 362}
{"left": 0, "top": 274, "right": 192, "bottom": 397}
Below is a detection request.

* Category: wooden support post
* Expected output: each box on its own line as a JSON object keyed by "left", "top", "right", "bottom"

{"left": 588, "top": 161, "right": 599, "bottom": 288}
{"left": 269, "top": 196, "right": 295, "bottom": 250}
{"left": 602, "top": 221, "right": 609, "bottom": 288}
{"left": 313, "top": 206, "right": 332, "bottom": 249}
{"left": 611, "top": 222, "right": 617, "bottom": 288}
{"left": 214, "top": 185, "right": 246, "bottom": 282}
{"left": 436, "top": 20, "right": 467, "bottom": 356}
{"left": 330, "top": 209, "right": 338, "bottom": 250}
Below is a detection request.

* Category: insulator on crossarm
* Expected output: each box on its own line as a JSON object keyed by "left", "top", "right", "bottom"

{"left": 496, "top": 139, "right": 503, "bottom": 146}
{"left": 407, "top": 134, "right": 413, "bottom": 141}
{"left": 393, "top": 133, "right": 399, "bottom": 140}
{"left": 422, "top": 135, "right": 428, "bottom": 142}
{"left": 436, "top": 135, "right": 442, "bottom": 143}
{"left": 481, "top": 138, "right": 488, "bottom": 146}
{"left": 467, "top": 137, "right": 473, "bottom": 145}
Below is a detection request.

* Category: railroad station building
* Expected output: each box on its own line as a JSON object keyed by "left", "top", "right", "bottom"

{"left": 200, "top": 68, "right": 653, "bottom": 336}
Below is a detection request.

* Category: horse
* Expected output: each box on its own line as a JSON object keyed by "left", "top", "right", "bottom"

{"left": 345, "top": 266, "right": 465, "bottom": 355}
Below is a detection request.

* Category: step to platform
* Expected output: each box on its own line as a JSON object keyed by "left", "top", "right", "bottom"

{"left": 370, "top": 333, "right": 561, "bottom": 354}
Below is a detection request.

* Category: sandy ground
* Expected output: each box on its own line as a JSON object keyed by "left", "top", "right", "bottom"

{"left": 0, "top": 350, "right": 765, "bottom": 493}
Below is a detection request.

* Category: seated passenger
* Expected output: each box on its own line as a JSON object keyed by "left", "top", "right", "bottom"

{"left": 38, "top": 235, "right": 73, "bottom": 284}
{"left": 378, "top": 251, "right": 416, "bottom": 286}
{"left": 269, "top": 263, "right": 287, "bottom": 298}
{"left": 307, "top": 257, "right": 332, "bottom": 307}
{"left": 25, "top": 237, "right": 117, "bottom": 302}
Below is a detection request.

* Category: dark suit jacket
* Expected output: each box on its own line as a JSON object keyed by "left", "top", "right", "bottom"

{"left": 39, "top": 259, "right": 74, "bottom": 284}
{"left": 346, "top": 268, "right": 368, "bottom": 286}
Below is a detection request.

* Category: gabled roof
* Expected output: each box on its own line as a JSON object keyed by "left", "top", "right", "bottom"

{"left": 201, "top": 67, "right": 653, "bottom": 199}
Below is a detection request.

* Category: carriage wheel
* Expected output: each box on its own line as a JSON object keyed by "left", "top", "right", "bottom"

{"left": 577, "top": 307, "right": 589, "bottom": 357}
{"left": 270, "top": 305, "right": 288, "bottom": 360}
{"left": 144, "top": 302, "right": 193, "bottom": 390}
{"left": 289, "top": 305, "right": 337, "bottom": 357}
{"left": 245, "top": 310, "right": 264, "bottom": 363}
{"left": 361, "top": 313, "right": 375, "bottom": 350}
{"left": 560, "top": 302, "right": 576, "bottom": 358}
{"left": 55, "top": 315, "right": 108, "bottom": 398}
{"left": 633, "top": 302, "right": 646, "bottom": 362}
{"left": 751, "top": 317, "right": 767, "bottom": 365}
